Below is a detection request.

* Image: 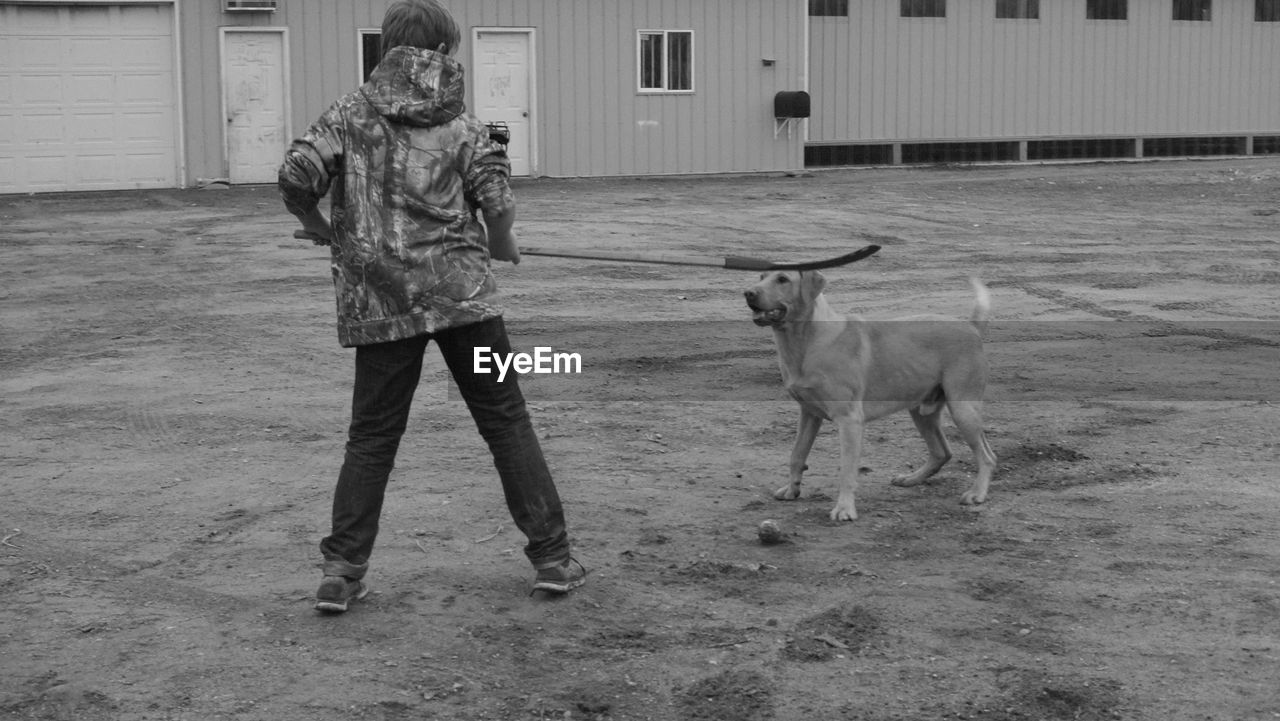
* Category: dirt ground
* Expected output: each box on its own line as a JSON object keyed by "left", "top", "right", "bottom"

{"left": 2, "top": 158, "right": 1279, "bottom": 721}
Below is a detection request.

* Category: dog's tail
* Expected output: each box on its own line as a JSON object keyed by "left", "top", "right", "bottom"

{"left": 969, "top": 277, "right": 991, "bottom": 337}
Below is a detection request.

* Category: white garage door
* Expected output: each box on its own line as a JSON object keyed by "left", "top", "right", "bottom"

{"left": 0, "top": 3, "right": 177, "bottom": 193}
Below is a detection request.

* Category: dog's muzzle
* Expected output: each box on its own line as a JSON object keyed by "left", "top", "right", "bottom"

{"left": 744, "top": 289, "right": 787, "bottom": 326}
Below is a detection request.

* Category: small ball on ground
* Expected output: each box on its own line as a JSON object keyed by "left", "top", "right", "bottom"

{"left": 757, "top": 519, "right": 785, "bottom": 545}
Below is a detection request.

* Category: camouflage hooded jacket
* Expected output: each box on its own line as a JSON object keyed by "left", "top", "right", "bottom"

{"left": 278, "top": 46, "right": 513, "bottom": 347}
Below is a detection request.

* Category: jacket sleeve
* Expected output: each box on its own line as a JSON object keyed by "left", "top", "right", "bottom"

{"left": 278, "top": 106, "right": 345, "bottom": 217}
{"left": 462, "top": 118, "right": 515, "bottom": 215}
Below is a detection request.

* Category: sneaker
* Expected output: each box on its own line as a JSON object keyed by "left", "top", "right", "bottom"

{"left": 531, "top": 557, "right": 587, "bottom": 594}
{"left": 314, "top": 575, "right": 368, "bottom": 613}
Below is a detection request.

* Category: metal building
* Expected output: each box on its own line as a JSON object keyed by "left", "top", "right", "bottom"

{"left": 806, "top": 0, "right": 1280, "bottom": 164}
{"left": 0, "top": 0, "right": 808, "bottom": 193}
{"left": 1, "top": 0, "right": 1277, "bottom": 194}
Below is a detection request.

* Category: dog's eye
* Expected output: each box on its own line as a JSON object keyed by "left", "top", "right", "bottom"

{"left": 776, "top": 275, "right": 790, "bottom": 284}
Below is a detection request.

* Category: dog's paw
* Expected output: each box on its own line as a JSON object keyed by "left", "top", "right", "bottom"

{"left": 890, "top": 472, "right": 926, "bottom": 487}
{"left": 773, "top": 485, "right": 801, "bottom": 501}
{"left": 829, "top": 505, "right": 858, "bottom": 522}
{"left": 959, "top": 491, "right": 987, "bottom": 505}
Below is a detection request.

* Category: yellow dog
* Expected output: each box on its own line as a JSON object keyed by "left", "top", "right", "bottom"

{"left": 744, "top": 270, "right": 996, "bottom": 521}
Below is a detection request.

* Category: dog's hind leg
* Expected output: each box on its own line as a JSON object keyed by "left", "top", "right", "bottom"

{"left": 775, "top": 409, "right": 822, "bottom": 501}
{"left": 947, "top": 400, "right": 996, "bottom": 505}
{"left": 891, "top": 406, "right": 952, "bottom": 487}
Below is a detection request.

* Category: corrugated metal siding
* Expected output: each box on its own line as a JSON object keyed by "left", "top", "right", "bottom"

{"left": 453, "top": 0, "right": 807, "bottom": 177}
{"left": 178, "top": 0, "right": 807, "bottom": 183}
{"left": 809, "top": 0, "right": 1280, "bottom": 143}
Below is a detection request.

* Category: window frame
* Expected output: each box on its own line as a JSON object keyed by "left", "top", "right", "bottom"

{"left": 357, "top": 29, "right": 381, "bottom": 85}
{"left": 637, "top": 29, "right": 694, "bottom": 95}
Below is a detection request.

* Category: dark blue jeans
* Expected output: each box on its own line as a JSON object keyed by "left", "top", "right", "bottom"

{"left": 319, "top": 317, "right": 570, "bottom": 578}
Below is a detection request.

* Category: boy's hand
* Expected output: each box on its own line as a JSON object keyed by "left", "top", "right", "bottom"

{"left": 300, "top": 221, "right": 333, "bottom": 246}
{"left": 296, "top": 208, "right": 333, "bottom": 245}
{"left": 293, "top": 229, "right": 332, "bottom": 246}
{"left": 489, "top": 230, "right": 521, "bottom": 265}
{"left": 482, "top": 207, "right": 519, "bottom": 264}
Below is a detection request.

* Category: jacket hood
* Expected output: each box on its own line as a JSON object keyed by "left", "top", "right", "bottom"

{"left": 360, "top": 46, "right": 466, "bottom": 127}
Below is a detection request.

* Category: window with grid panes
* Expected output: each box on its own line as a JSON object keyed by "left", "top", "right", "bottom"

{"left": 639, "top": 30, "right": 693, "bottom": 93}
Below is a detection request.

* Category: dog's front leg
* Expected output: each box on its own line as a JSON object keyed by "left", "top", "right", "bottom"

{"left": 775, "top": 410, "right": 822, "bottom": 501}
{"left": 830, "top": 413, "right": 865, "bottom": 521}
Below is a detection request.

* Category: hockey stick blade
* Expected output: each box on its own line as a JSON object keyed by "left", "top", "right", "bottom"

{"left": 725, "top": 244, "right": 880, "bottom": 271}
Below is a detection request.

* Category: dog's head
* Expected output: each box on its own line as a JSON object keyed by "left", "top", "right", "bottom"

{"left": 743, "top": 269, "right": 826, "bottom": 326}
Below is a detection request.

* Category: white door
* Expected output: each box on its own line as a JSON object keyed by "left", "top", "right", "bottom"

{"left": 222, "top": 30, "right": 288, "bottom": 184}
{"left": 472, "top": 30, "right": 534, "bottom": 177}
{"left": 0, "top": 3, "right": 178, "bottom": 193}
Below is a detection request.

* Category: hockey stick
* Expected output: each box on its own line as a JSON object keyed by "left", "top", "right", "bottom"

{"left": 293, "top": 230, "right": 879, "bottom": 271}
{"left": 517, "top": 244, "right": 880, "bottom": 271}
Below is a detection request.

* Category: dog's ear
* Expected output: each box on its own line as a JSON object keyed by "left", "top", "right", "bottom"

{"left": 800, "top": 270, "right": 827, "bottom": 300}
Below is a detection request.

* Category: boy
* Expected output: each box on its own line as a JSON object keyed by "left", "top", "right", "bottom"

{"left": 278, "top": 0, "right": 585, "bottom": 612}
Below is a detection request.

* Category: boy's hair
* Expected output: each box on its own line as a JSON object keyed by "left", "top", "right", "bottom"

{"left": 381, "top": 0, "right": 461, "bottom": 58}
